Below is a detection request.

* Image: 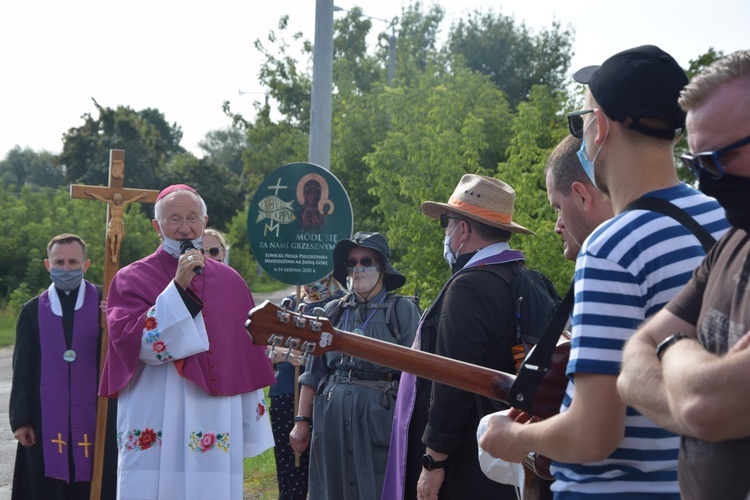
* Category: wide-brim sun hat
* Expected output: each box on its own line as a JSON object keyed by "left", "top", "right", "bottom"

{"left": 332, "top": 232, "right": 406, "bottom": 292}
{"left": 421, "top": 174, "right": 534, "bottom": 235}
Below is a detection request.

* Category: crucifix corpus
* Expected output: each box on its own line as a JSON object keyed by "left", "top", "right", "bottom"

{"left": 70, "top": 149, "right": 159, "bottom": 500}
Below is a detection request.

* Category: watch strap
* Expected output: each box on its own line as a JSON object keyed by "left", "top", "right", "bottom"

{"left": 656, "top": 332, "right": 688, "bottom": 361}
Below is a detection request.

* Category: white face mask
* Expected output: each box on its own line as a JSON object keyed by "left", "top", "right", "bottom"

{"left": 158, "top": 221, "right": 203, "bottom": 259}
{"left": 443, "top": 224, "right": 464, "bottom": 267}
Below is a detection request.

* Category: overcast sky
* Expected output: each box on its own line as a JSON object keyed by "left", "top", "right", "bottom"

{"left": 1, "top": 0, "right": 747, "bottom": 160}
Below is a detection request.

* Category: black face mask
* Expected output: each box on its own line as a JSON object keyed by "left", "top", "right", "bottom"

{"left": 699, "top": 171, "right": 750, "bottom": 230}
{"left": 452, "top": 250, "right": 478, "bottom": 274}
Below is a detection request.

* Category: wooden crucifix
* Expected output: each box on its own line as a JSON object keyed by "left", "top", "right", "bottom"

{"left": 70, "top": 149, "right": 159, "bottom": 500}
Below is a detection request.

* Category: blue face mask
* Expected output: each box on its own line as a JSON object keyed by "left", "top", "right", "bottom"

{"left": 576, "top": 114, "right": 609, "bottom": 188}
{"left": 50, "top": 267, "right": 84, "bottom": 291}
{"left": 577, "top": 139, "right": 598, "bottom": 187}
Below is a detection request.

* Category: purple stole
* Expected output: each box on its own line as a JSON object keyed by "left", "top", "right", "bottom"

{"left": 382, "top": 250, "right": 524, "bottom": 499}
{"left": 39, "top": 281, "right": 99, "bottom": 482}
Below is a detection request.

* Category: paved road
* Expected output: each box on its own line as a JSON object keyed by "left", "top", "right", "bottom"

{"left": 0, "top": 286, "right": 295, "bottom": 499}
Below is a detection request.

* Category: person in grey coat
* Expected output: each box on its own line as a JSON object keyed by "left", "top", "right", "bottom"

{"left": 290, "top": 232, "right": 420, "bottom": 500}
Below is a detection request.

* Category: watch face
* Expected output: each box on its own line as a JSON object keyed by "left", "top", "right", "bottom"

{"left": 422, "top": 454, "right": 432, "bottom": 469}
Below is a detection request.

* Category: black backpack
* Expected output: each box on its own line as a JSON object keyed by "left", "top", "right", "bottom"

{"left": 327, "top": 293, "right": 421, "bottom": 345}
{"left": 484, "top": 262, "right": 562, "bottom": 349}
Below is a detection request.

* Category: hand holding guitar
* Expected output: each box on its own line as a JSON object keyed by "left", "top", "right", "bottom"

{"left": 246, "top": 300, "right": 569, "bottom": 479}
{"left": 479, "top": 410, "right": 535, "bottom": 464}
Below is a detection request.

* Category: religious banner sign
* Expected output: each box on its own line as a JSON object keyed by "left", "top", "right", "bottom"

{"left": 248, "top": 162, "right": 352, "bottom": 285}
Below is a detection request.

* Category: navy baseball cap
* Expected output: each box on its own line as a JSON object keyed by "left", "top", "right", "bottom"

{"left": 573, "top": 45, "right": 689, "bottom": 140}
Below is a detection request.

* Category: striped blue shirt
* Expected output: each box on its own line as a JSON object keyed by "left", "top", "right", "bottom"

{"left": 551, "top": 183, "right": 729, "bottom": 498}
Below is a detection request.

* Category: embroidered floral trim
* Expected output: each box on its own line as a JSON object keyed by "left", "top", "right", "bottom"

{"left": 188, "top": 431, "right": 230, "bottom": 453}
{"left": 118, "top": 428, "right": 162, "bottom": 452}
{"left": 143, "top": 307, "right": 174, "bottom": 363}
{"left": 256, "top": 401, "right": 267, "bottom": 420}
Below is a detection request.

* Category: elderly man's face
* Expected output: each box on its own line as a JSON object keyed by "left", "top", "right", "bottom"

{"left": 155, "top": 191, "right": 206, "bottom": 241}
{"left": 686, "top": 78, "right": 750, "bottom": 178}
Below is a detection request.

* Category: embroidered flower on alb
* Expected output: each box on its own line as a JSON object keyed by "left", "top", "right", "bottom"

{"left": 256, "top": 401, "right": 267, "bottom": 420}
{"left": 118, "top": 428, "right": 163, "bottom": 452}
{"left": 143, "top": 307, "right": 173, "bottom": 363}
{"left": 188, "top": 431, "right": 230, "bottom": 453}
{"left": 144, "top": 315, "right": 158, "bottom": 331}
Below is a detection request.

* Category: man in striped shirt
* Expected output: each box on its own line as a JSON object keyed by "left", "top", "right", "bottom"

{"left": 479, "top": 45, "right": 729, "bottom": 498}
{"left": 618, "top": 49, "right": 750, "bottom": 499}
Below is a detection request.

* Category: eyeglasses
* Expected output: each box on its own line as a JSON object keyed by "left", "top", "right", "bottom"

{"left": 567, "top": 109, "right": 595, "bottom": 139}
{"left": 345, "top": 257, "right": 379, "bottom": 268}
{"left": 207, "top": 246, "right": 224, "bottom": 257}
{"left": 162, "top": 216, "right": 203, "bottom": 228}
{"left": 439, "top": 213, "right": 463, "bottom": 228}
{"left": 680, "top": 135, "right": 750, "bottom": 180}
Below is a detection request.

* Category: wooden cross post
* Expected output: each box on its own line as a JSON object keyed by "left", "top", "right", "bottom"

{"left": 70, "top": 149, "right": 159, "bottom": 500}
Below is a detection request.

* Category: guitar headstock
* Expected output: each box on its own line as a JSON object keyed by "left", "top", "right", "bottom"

{"left": 245, "top": 299, "right": 338, "bottom": 365}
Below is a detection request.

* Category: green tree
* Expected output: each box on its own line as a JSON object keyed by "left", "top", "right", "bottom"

{"left": 447, "top": 10, "right": 574, "bottom": 108}
{"left": 497, "top": 85, "right": 574, "bottom": 292}
{"left": 0, "top": 185, "right": 158, "bottom": 299}
{"left": 160, "top": 152, "right": 243, "bottom": 230}
{"left": 0, "top": 147, "right": 64, "bottom": 190}
{"left": 199, "top": 127, "right": 248, "bottom": 176}
{"left": 367, "top": 61, "right": 514, "bottom": 303}
{"left": 58, "top": 100, "right": 185, "bottom": 189}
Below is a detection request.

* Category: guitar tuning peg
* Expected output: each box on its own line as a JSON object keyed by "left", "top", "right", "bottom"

{"left": 281, "top": 297, "right": 293, "bottom": 309}
{"left": 297, "top": 302, "right": 309, "bottom": 314}
{"left": 310, "top": 307, "right": 325, "bottom": 332}
{"left": 265, "top": 334, "right": 283, "bottom": 360}
{"left": 277, "top": 300, "right": 292, "bottom": 323}
{"left": 300, "top": 341, "right": 316, "bottom": 369}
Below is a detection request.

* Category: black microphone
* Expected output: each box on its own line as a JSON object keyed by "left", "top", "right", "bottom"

{"left": 180, "top": 239, "right": 202, "bottom": 275}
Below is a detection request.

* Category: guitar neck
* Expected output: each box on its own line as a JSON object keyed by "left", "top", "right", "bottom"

{"left": 329, "top": 330, "right": 515, "bottom": 403}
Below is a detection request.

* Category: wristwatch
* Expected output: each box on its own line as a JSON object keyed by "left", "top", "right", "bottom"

{"left": 422, "top": 453, "right": 447, "bottom": 471}
{"left": 294, "top": 415, "right": 312, "bottom": 424}
{"left": 656, "top": 333, "right": 688, "bottom": 361}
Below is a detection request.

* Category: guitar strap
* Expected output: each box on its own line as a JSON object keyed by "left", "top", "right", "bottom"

{"left": 508, "top": 284, "right": 573, "bottom": 413}
{"left": 508, "top": 195, "right": 717, "bottom": 414}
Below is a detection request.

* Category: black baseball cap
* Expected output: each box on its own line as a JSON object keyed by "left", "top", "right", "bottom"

{"left": 573, "top": 45, "right": 689, "bottom": 140}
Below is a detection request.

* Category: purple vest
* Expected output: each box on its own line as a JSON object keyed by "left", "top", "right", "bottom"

{"left": 382, "top": 250, "right": 524, "bottom": 499}
{"left": 39, "top": 281, "right": 99, "bottom": 482}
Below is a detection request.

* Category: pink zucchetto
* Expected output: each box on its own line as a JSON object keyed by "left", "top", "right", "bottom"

{"left": 156, "top": 184, "right": 198, "bottom": 201}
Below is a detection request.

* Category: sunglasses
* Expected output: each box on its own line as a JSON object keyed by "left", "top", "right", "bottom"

{"left": 439, "top": 213, "right": 464, "bottom": 228}
{"left": 207, "top": 246, "right": 223, "bottom": 257}
{"left": 680, "top": 134, "right": 750, "bottom": 180}
{"left": 345, "top": 257, "right": 379, "bottom": 268}
{"left": 567, "top": 109, "right": 595, "bottom": 139}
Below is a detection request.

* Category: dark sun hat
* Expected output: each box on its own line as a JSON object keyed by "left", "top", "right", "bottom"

{"left": 421, "top": 174, "right": 534, "bottom": 235}
{"left": 332, "top": 232, "right": 406, "bottom": 292}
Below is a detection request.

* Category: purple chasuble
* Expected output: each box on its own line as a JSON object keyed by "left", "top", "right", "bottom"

{"left": 39, "top": 281, "right": 99, "bottom": 482}
{"left": 99, "top": 247, "right": 275, "bottom": 397}
{"left": 382, "top": 250, "right": 524, "bottom": 499}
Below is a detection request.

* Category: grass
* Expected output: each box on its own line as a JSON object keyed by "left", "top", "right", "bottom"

{"left": 243, "top": 449, "right": 280, "bottom": 499}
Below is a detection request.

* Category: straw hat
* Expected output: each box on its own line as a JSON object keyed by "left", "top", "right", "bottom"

{"left": 421, "top": 174, "right": 534, "bottom": 235}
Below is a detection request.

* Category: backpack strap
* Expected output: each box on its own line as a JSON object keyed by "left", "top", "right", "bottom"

{"left": 326, "top": 297, "right": 348, "bottom": 329}
{"left": 383, "top": 294, "right": 404, "bottom": 344}
{"left": 623, "top": 196, "right": 716, "bottom": 252}
{"left": 476, "top": 262, "right": 525, "bottom": 344}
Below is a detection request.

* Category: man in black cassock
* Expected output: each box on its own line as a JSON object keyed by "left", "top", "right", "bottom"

{"left": 10, "top": 233, "right": 116, "bottom": 500}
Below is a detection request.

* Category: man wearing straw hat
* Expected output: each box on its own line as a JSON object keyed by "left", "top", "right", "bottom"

{"left": 383, "top": 174, "right": 533, "bottom": 500}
